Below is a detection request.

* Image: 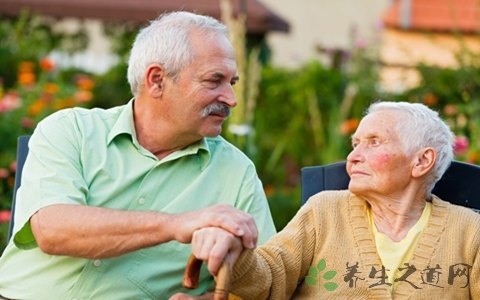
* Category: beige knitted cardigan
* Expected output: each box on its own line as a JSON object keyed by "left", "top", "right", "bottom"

{"left": 229, "top": 190, "right": 480, "bottom": 299}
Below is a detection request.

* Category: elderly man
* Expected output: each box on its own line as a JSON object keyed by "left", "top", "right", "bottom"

{"left": 0, "top": 11, "right": 275, "bottom": 299}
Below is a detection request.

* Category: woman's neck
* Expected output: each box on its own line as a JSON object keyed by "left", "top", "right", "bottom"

{"left": 368, "top": 198, "right": 426, "bottom": 242}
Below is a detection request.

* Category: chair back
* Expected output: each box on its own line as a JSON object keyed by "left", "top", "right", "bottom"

{"left": 8, "top": 135, "right": 31, "bottom": 240}
{"left": 301, "top": 160, "right": 480, "bottom": 212}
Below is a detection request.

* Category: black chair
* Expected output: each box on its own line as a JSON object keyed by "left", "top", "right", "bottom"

{"left": 301, "top": 160, "right": 480, "bottom": 212}
{"left": 7, "top": 135, "right": 30, "bottom": 240}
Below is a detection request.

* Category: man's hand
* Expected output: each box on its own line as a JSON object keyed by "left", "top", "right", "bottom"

{"left": 172, "top": 204, "right": 257, "bottom": 250}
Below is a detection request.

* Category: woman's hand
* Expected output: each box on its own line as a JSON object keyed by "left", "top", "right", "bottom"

{"left": 192, "top": 227, "right": 244, "bottom": 275}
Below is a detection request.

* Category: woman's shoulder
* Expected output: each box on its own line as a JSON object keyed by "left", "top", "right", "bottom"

{"left": 307, "top": 189, "right": 351, "bottom": 203}
{"left": 304, "top": 190, "right": 364, "bottom": 213}
{"left": 432, "top": 196, "right": 480, "bottom": 224}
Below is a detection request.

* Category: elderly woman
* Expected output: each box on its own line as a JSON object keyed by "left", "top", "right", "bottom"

{"left": 177, "top": 101, "right": 480, "bottom": 299}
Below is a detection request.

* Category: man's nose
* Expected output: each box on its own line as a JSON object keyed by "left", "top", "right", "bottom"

{"left": 219, "top": 84, "right": 237, "bottom": 107}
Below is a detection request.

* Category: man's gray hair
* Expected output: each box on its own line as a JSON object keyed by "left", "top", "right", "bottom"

{"left": 366, "top": 101, "right": 455, "bottom": 192}
{"left": 127, "top": 11, "right": 229, "bottom": 97}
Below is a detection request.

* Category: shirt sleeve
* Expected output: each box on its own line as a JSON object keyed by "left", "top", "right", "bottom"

{"left": 233, "top": 163, "right": 277, "bottom": 244}
{"left": 13, "top": 110, "right": 88, "bottom": 249}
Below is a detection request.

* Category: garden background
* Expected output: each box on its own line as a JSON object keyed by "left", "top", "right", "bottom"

{"left": 1, "top": 10, "right": 480, "bottom": 252}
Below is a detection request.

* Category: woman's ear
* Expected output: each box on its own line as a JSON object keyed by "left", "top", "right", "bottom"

{"left": 145, "top": 64, "right": 165, "bottom": 98}
{"left": 412, "top": 147, "right": 436, "bottom": 178}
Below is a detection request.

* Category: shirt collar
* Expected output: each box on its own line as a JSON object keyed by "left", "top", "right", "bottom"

{"left": 107, "top": 99, "right": 211, "bottom": 168}
{"left": 107, "top": 98, "right": 137, "bottom": 145}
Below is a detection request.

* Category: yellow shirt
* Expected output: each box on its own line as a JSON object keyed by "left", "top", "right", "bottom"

{"left": 369, "top": 201, "right": 432, "bottom": 290}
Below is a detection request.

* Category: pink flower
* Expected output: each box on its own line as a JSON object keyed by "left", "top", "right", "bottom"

{"left": 454, "top": 136, "right": 469, "bottom": 155}
{"left": 9, "top": 161, "right": 17, "bottom": 172}
{"left": 0, "top": 168, "right": 9, "bottom": 179}
{"left": 21, "top": 117, "right": 35, "bottom": 129}
{"left": 0, "top": 92, "right": 21, "bottom": 112}
{"left": 355, "top": 38, "right": 366, "bottom": 49}
{"left": 0, "top": 210, "right": 11, "bottom": 223}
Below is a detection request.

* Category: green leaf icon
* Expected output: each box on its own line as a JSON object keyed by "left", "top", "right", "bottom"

{"left": 323, "top": 270, "right": 337, "bottom": 280}
{"left": 317, "top": 259, "right": 326, "bottom": 272}
{"left": 305, "top": 276, "right": 317, "bottom": 286}
{"left": 323, "top": 282, "right": 339, "bottom": 291}
{"left": 305, "top": 259, "right": 338, "bottom": 291}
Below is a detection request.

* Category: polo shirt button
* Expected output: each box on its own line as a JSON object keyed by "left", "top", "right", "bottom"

{"left": 93, "top": 259, "right": 102, "bottom": 267}
{"left": 138, "top": 197, "right": 145, "bottom": 205}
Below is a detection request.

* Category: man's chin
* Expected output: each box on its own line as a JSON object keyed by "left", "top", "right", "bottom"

{"left": 203, "top": 128, "right": 223, "bottom": 137}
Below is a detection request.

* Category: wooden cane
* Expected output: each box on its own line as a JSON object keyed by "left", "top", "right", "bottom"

{"left": 183, "top": 254, "right": 231, "bottom": 300}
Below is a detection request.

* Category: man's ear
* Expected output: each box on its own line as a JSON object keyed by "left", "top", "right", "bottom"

{"left": 145, "top": 64, "right": 165, "bottom": 98}
{"left": 412, "top": 147, "right": 436, "bottom": 178}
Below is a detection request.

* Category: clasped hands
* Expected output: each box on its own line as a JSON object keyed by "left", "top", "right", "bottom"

{"left": 170, "top": 204, "right": 251, "bottom": 300}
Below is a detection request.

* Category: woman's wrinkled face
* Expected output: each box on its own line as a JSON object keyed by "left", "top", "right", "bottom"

{"left": 346, "top": 110, "right": 414, "bottom": 198}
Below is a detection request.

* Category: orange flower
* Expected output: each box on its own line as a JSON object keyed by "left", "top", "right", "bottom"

{"left": 423, "top": 93, "right": 438, "bottom": 106}
{"left": 28, "top": 99, "right": 48, "bottom": 116}
{"left": 53, "top": 98, "right": 75, "bottom": 110}
{"left": 74, "top": 90, "right": 93, "bottom": 103}
{"left": 264, "top": 185, "right": 275, "bottom": 198}
{"left": 39, "top": 58, "right": 55, "bottom": 72}
{"left": 18, "top": 61, "right": 35, "bottom": 73}
{"left": 43, "top": 82, "right": 59, "bottom": 94}
{"left": 76, "top": 76, "right": 95, "bottom": 90}
{"left": 340, "top": 118, "right": 360, "bottom": 135}
{"left": 467, "top": 151, "right": 479, "bottom": 164}
{"left": 18, "top": 72, "right": 36, "bottom": 85}
{"left": 7, "top": 177, "right": 14, "bottom": 187}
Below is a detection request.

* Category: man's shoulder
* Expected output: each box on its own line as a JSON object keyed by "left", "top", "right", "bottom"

{"left": 38, "top": 104, "right": 126, "bottom": 135}
{"left": 41, "top": 104, "right": 123, "bottom": 124}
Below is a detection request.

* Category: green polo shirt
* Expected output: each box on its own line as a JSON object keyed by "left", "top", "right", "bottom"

{"left": 0, "top": 100, "right": 276, "bottom": 299}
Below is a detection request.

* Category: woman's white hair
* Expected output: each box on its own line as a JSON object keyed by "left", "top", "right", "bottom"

{"left": 127, "top": 11, "right": 229, "bottom": 97}
{"left": 366, "top": 101, "right": 455, "bottom": 192}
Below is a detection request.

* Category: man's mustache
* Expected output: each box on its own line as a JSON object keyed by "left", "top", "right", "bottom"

{"left": 201, "top": 103, "right": 231, "bottom": 118}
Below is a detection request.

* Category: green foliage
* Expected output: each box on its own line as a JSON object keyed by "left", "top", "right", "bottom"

{"left": 254, "top": 62, "right": 347, "bottom": 185}
{"left": 91, "top": 61, "right": 131, "bottom": 108}
{"left": 391, "top": 49, "right": 480, "bottom": 164}
{"left": 0, "top": 11, "right": 87, "bottom": 89}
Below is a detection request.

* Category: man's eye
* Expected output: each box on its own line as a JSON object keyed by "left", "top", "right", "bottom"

{"left": 371, "top": 139, "right": 380, "bottom": 146}
{"left": 206, "top": 80, "right": 220, "bottom": 87}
